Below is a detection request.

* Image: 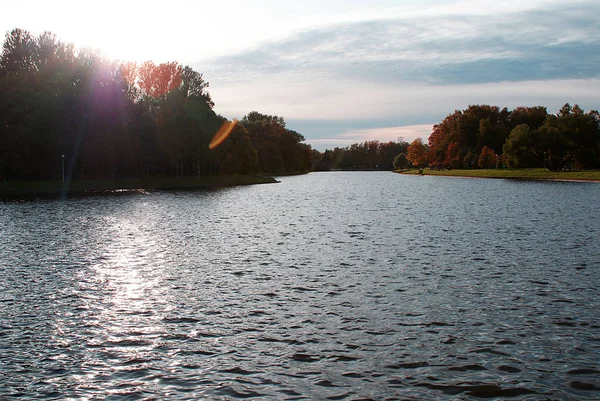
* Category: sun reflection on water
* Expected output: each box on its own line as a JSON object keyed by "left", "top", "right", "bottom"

{"left": 91, "top": 213, "right": 170, "bottom": 332}
{"left": 48, "top": 202, "right": 179, "bottom": 395}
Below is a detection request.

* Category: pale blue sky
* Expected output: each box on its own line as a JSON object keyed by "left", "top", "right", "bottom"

{"left": 2, "top": 0, "right": 599, "bottom": 150}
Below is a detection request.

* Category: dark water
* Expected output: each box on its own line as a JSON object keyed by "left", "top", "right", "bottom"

{"left": 1, "top": 172, "right": 599, "bottom": 400}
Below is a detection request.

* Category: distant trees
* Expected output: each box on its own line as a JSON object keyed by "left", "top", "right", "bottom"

{"left": 320, "top": 140, "right": 408, "bottom": 170}
{"left": 326, "top": 103, "right": 600, "bottom": 173}
{"left": 0, "top": 28, "right": 312, "bottom": 181}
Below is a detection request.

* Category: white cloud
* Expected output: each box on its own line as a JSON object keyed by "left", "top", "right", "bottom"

{"left": 212, "top": 76, "right": 600, "bottom": 122}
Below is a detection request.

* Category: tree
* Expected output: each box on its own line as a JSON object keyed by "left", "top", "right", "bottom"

{"left": 217, "top": 124, "right": 258, "bottom": 174}
{"left": 241, "top": 111, "right": 310, "bottom": 173}
{"left": 0, "top": 28, "right": 38, "bottom": 76}
{"left": 393, "top": 153, "right": 408, "bottom": 170}
{"left": 1, "top": 28, "right": 313, "bottom": 181}
{"left": 538, "top": 123, "right": 569, "bottom": 171}
{"left": 242, "top": 111, "right": 285, "bottom": 127}
{"left": 181, "top": 65, "right": 213, "bottom": 108}
{"left": 407, "top": 138, "right": 428, "bottom": 167}
{"left": 508, "top": 106, "right": 548, "bottom": 131}
{"left": 379, "top": 140, "right": 408, "bottom": 170}
{"left": 502, "top": 124, "right": 541, "bottom": 168}
{"left": 535, "top": 104, "right": 600, "bottom": 170}
{"left": 477, "top": 146, "right": 496, "bottom": 169}
{"left": 138, "top": 61, "right": 182, "bottom": 99}
{"left": 461, "top": 149, "right": 476, "bottom": 169}
{"left": 444, "top": 142, "right": 463, "bottom": 169}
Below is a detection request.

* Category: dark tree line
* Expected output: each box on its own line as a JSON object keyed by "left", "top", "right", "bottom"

{"left": 427, "top": 104, "right": 600, "bottom": 171}
{"left": 0, "top": 29, "right": 312, "bottom": 181}
{"left": 317, "top": 140, "right": 409, "bottom": 171}
{"left": 241, "top": 111, "right": 313, "bottom": 173}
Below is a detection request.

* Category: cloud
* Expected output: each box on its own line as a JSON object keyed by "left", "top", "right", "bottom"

{"left": 212, "top": 77, "right": 600, "bottom": 122}
{"left": 204, "top": 1, "right": 600, "bottom": 86}
{"left": 195, "top": 0, "right": 600, "bottom": 150}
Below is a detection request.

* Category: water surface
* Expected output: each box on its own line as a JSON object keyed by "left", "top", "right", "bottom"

{"left": 1, "top": 172, "right": 599, "bottom": 399}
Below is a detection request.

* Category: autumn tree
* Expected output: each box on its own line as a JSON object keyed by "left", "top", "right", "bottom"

{"left": 444, "top": 142, "right": 462, "bottom": 169}
{"left": 477, "top": 146, "right": 497, "bottom": 169}
{"left": 407, "top": 138, "right": 428, "bottom": 167}
{"left": 120, "top": 61, "right": 139, "bottom": 100}
{"left": 138, "top": 61, "right": 182, "bottom": 99}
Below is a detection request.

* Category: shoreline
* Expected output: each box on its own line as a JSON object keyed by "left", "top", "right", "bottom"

{"left": 0, "top": 174, "right": 278, "bottom": 198}
{"left": 394, "top": 168, "right": 600, "bottom": 183}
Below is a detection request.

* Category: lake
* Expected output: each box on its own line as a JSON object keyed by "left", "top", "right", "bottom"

{"left": 1, "top": 172, "right": 599, "bottom": 400}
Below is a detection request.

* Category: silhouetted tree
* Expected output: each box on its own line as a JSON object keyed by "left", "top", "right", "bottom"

{"left": 241, "top": 112, "right": 311, "bottom": 174}
{"left": 393, "top": 153, "right": 408, "bottom": 170}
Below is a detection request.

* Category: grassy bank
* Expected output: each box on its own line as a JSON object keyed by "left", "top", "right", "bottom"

{"left": 0, "top": 174, "right": 278, "bottom": 197}
{"left": 394, "top": 168, "right": 600, "bottom": 182}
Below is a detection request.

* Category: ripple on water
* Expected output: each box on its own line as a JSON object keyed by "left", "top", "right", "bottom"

{"left": 1, "top": 173, "right": 600, "bottom": 399}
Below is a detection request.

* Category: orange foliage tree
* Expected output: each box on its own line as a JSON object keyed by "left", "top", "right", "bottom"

{"left": 138, "top": 61, "right": 182, "bottom": 98}
{"left": 478, "top": 146, "right": 497, "bottom": 168}
{"left": 444, "top": 141, "right": 462, "bottom": 168}
{"left": 407, "top": 138, "right": 428, "bottom": 167}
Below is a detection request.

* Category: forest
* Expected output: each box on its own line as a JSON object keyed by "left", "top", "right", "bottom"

{"left": 424, "top": 104, "right": 600, "bottom": 171}
{"left": 0, "top": 29, "right": 313, "bottom": 181}
{"left": 320, "top": 104, "right": 600, "bottom": 172}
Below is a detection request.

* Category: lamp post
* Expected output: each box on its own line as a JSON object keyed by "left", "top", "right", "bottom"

{"left": 62, "top": 155, "right": 65, "bottom": 183}
{"left": 543, "top": 151, "right": 547, "bottom": 169}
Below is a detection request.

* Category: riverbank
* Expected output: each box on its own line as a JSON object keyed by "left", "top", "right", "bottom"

{"left": 394, "top": 168, "right": 600, "bottom": 182}
{"left": 0, "top": 174, "right": 278, "bottom": 197}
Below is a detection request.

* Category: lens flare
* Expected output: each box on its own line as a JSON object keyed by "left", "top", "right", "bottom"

{"left": 209, "top": 119, "right": 237, "bottom": 150}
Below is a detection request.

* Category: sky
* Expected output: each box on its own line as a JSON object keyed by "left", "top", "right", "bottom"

{"left": 2, "top": 0, "right": 599, "bottom": 150}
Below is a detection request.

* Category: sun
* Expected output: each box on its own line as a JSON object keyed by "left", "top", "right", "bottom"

{"left": 86, "top": 30, "right": 158, "bottom": 63}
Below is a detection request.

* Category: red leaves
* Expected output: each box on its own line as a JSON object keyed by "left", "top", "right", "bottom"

{"left": 137, "top": 61, "right": 182, "bottom": 98}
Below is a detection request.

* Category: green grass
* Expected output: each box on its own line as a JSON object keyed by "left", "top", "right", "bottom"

{"left": 394, "top": 168, "right": 600, "bottom": 181}
{"left": 0, "top": 174, "right": 277, "bottom": 197}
